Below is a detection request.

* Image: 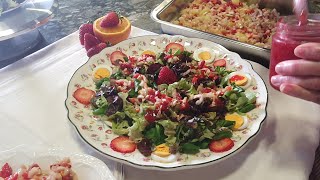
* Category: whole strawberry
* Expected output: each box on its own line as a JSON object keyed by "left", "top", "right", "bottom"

{"left": 87, "top": 43, "right": 107, "bottom": 57}
{"left": 79, "top": 23, "right": 94, "bottom": 45}
{"left": 84, "top": 33, "right": 100, "bottom": 51}
{"left": 100, "top": 12, "right": 120, "bottom": 28}
{"left": 157, "top": 66, "right": 178, "bottom": 85}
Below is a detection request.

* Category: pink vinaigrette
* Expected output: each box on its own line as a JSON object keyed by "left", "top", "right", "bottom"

{"left": 269, "top": 15, "right": 320, "bottom": 90}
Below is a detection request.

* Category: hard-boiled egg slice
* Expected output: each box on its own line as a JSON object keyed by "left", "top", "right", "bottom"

{"left": 151, "top": 153, "right": 178, "bottom": 163}
{"left": 153, "top": 143, "right": 171, "bottom": 157}
{"left": 141, "top": 50, "right": 156, "bottom": 56}
{"left": 228, "top": 72, "right": 252, "bottom": 89}
{"left": 193, "top": 47, "right": 217, "bottom": 63}
{"left": 225, "top": 113, "right": 249, "bottom": 131}
{"left": 92, "top": 65, "right": 113, "bottom": 82}
{"left": 151, "top": 143, "right": 178, "bottom": 163}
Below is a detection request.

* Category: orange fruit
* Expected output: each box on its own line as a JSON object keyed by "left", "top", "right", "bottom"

{"left": 93, "top": 16, "right": 131, "bottom": 45}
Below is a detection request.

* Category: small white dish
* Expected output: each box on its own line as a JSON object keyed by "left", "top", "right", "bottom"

{"left": 0, "top": 146, "right": 116, "bottom": 180}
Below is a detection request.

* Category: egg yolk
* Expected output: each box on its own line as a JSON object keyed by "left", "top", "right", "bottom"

{"left": 225, "top": 113, "right": 244, "bottom": 130}
{"left": 153, "top": 144, "right": 171, "bottom": 157}
{"left": 198, "top": 51, "right": 211, "bottom": 61}
{"left": 230, "top": 75, "right": 248, "bottom": 86}
{"left": 142, "top": 50, "right": 156, "bottom": 56}
{"left": 94, "top": 68, "right": 110, "bottom": 80}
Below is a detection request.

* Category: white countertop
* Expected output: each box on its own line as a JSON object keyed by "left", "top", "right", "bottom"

{"left": 0, "top": 26, "right": 319, "bottom": 180}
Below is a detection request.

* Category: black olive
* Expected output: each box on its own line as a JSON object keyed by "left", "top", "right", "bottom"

{"left": 146, "top": 63, "right": 163, "bottom": 75}
{"left": 137, "top": 139, "right": 152, "bottom": 157}
{"left": 98, "top": 85, "right": 117, "bottom": 98}
{"left": 187, "top": 98, "right": 213, "bottom": 115}
{"left": 179, "top": 53, "right": 193, "bottom": 63}
{"left": 171, "top": 62, "right": 190, "bottom": 78}
{"left": 90, "top": 96, "right": 99, "bottom": 109}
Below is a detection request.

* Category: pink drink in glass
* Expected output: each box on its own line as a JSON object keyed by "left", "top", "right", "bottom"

{"left": 269, "top": 15, "right": 320, "bottom": 90}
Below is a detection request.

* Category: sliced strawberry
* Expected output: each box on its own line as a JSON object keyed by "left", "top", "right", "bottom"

{"left": 165, "top": 43, "right": 184, "bottom": 54}
{"left": 73, "top": 87, "right": 95, "bottom": 105}
{"left": 87, "top": 43, "right": 107, "bottom": 57}
{"left": 110, "top": 136, "right": 137, "bottom": 153}
{"left": 79, "top": 23, "right": 94, "bottom": 45}
{"left": 110, "top": 51, "right": 127, "bottom": 65}
{"left": 213, "top": 59, "right": 227, "bottom": 67}
{"left": 156, "top": 66, "right": 178, "bottom": 85}
{"left": 5, "top": 173, "right": 18, "bottom": 180}
{"left": 0, "top": 163, "right": 12, "bottom": 178}
{"left": 100, "top": 12, "right": 120, "bottom": 28}
{"left": 84, "top": 33, "right": 100, "bottom": 51}
{"left": 209, "top": 138, "right": 234, "bottom": 153}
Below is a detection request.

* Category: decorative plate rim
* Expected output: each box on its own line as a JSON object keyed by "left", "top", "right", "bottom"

{"left": 65, "top": 34, "right": 268, "bottom": 171}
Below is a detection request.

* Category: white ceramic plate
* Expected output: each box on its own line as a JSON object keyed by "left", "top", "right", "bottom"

{"left": 0, "top": 146, "right": 116, "bottom": 180}
{"left": 65, "top": 35, "right": 268, "bottom": 170}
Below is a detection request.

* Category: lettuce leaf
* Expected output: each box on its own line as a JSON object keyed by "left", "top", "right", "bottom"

{"left": 180, "top": 143, "right": 200, "bottom": 154}
{"left": 124, "top": 103, "right": 148, "bottom": 142}
{"left": 198, "top": 129, "right": 214, "bottom": 141}
{"left": 167, "top": 78, "right": 197, "bottom": 96}
{"left": 112, "top": 121, "right": 129, "bottom": 135}
{"left": 118, "top": 92, "right": 128, "bottom": 108}
{"left": 158, "top": 120, "right": 178, "bottom": 146}
{"left": 144, "top": 124, "right": 166, "bottom": 146}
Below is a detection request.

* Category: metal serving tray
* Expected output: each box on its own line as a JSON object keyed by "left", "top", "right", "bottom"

{"left": 151, "top": 0, "right": 293, "bottom": 67}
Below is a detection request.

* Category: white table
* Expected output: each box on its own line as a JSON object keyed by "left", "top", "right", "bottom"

{"left": 1, "top": 27, "right": 319, "bottom": 180}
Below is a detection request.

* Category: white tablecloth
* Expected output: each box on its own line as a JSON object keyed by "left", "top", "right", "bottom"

{"left": 0, "top": 26, "right": 320, "bottom": 180}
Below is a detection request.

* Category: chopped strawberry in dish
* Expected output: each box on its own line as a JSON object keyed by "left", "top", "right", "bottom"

{"left": 0, "top": 158, "right": 77, "bottom": 180}
{"left": 0, "top": 163, "right": 12, "bottom": 178}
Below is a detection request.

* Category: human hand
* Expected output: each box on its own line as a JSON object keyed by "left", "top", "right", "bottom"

{"left": 270, "top": 43, "right": 320, "bottom": 104}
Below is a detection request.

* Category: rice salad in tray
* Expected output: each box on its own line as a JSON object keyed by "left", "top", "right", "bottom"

{"left": 171, "top": 0, "right": 280, "bottom": 49}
